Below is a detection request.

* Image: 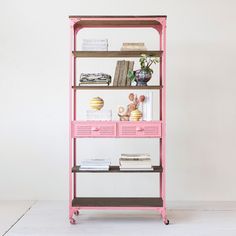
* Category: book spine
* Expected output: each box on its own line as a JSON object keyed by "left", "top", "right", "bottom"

{"left": 120, "top": 61, "right": 129, "bottom": 86}
{"left": 117, "top": 60, "right": 125, "bottom": 86}
{"left": 113, "top": 61, "right": 121, "bottom": 86}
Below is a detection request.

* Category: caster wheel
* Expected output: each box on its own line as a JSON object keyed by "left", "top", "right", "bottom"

{"left": 70, "top": 218, "right": 76, "bottom": 224}
{"left": 74, "top": 210, "right": 79, "bottom": 216}
{"left": 164, "top": 219, "right": 169, "bottom": 225}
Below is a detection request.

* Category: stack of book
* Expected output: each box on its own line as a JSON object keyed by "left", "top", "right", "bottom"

{"left": 82, "top": 39, "right": 108, "bottom": 51}
{"left": 113, "top": 60, "right": 134, "bottom": 86}
{"left": 121, "top": 42, "right": 147, "bottom": 51}
{"left": 79, "top": 159, "right": 111, "bottom": 171}
{"left": 119, "top": 154, "right": 153, "bottom": 171}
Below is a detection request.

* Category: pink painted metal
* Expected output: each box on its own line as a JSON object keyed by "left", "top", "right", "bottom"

{"left": 71, "top": 121, "right": 161, "bottom": 138}
{"left": 69, "top": 16, "right": 168, "bottom": 224}
{"left": 118, "top": 121, "right": 162, "bottom": 138}
{"left": 71, "top": 121, "right": 117, "bottom": 138}
{"left": 76, "top": 206, "right": 163, "bottom": 211}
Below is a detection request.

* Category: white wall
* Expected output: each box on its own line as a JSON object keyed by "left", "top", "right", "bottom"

{"left": 0, "top": 0, "right": 236, "bottom": 201}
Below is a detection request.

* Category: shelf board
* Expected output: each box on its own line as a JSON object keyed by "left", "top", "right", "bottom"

{"left": 72, "top": 197, "right": 163, "bottom": 207}
{"left": 69, "top": 15, "right": 167, "bottom": 18}
{"left": 72, "top": 165, "right": 162, "bottom": 173}
{"left": 72, "top": 85, "right": 162, "bottom": 90}
{"left": 73, "top": 50, "right": 162, "bottom": 58}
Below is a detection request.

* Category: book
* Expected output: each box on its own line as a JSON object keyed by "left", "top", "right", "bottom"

{"left": 117, "top": 60, "right": 125, "bottom": 86}
{"left": 120, "top": 159, "right": 151, "bottom": 165}
{"left": 121, "top": 42, "right": 147, "bottom": 51}
{"left": 79, "top": 159, "right": 111, "bottom": 171}
{"left": 120, "top": 61, "right": 129, "bottom": 86}
{"left": 79, "top": 168, "right": 109, "bottom": 171}
{"left": 79, "top": 82, "right": 110, "bottom": 86}
{"left": 126, "top": 61, "right": 134, "bottom": 86}
{"left": 82, "top": 39, "right": 108, "bottom": 44}
{"left": 119, "top": 167, "right": 153, "bottom": 171}
{"left": 120, "top": 154, "right": 151, "bottom": 159}
{"left": 119, "top": 153, "right": 152, "bottom": 169}
{"left": 113, "top": 61, "right": 121, "bottom": 86}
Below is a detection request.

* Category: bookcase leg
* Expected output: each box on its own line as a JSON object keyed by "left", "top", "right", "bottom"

{"left": 161, "top": 208, "right": 169, "bottom": 225}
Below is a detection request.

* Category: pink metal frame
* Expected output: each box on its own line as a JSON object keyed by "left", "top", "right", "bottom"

{"left": 69, "top": 16, "right": 167, "bottom": 224}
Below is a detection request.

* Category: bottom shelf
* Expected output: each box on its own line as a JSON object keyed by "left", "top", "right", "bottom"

{"left": 72, "top": 197, "right": 163, "bottom": 207}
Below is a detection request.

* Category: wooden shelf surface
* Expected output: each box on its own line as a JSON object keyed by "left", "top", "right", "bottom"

{"left": 72, "top": 197, "right": 163, "bottom": 207}
{"left": 72, "top": 85, "right": 162, "bottom": 90}
{"left": 73, "top": 50, "right": 162, "bottom": 58}
{"left": 72, "top": 165, "right": 162, "bottom": 173}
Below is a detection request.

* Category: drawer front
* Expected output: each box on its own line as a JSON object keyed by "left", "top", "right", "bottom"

{"left": 118, "top": 121, "right": 162, "bottom": 138}
{"left": 72, "top": 121, "right": 116, "bottom": 138}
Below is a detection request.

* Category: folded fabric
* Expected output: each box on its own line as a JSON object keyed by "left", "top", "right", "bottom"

{"left": 80, "top": 73, "right": 111, "bottom": 83}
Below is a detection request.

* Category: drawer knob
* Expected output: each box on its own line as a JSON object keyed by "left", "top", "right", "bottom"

{"left": 136, "top": 127, "right": 144, "bottom": 131}
{"left": 91, "top": 127, "right": 99, "bottom": 131}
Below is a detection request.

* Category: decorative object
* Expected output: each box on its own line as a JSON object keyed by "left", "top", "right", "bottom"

{"left": 139, "top": 91, "right": 153, "bottom": 121}
{"left": 130, "top": 109, "right": 142, "bottom": 121}
{"left": 117, "top": 106, "right": 130, "bottom": 121}
{"left": 89, "top": 97, "right": 104, "bottom": 110}
{"left": 117, "top": 93, "right": 145, "bottom": 121}
{"left": 127, "top": 54, "right": 160, "bottom": 86}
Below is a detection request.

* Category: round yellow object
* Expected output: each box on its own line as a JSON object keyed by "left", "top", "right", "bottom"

{"left": 130, "top": 109, "right": 142, "bottom": 121}
{"left": 90, "top": 97, "right": 104, "bottom": 110}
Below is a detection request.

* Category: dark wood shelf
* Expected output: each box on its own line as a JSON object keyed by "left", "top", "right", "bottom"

{"left": 72, "top": 165, "right": 162, "bottom": 173}
{"left": 73, "top": 50, "right": 162, "bottom": 58}
{"left": 70, "top": 16, "right": 166, "bottom": 29}
{"left": 72, "top": 197, "right": 163, "bottom": 207}
{"left": 72, "top": 85, "right": 162, "bottom": 90}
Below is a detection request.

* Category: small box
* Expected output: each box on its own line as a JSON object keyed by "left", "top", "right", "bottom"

{"left": 86, "top": 110, "right": 112, "bottom": 121}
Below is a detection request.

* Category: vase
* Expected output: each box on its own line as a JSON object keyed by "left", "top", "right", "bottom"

{"left": 135, "top": 69, "right": 152, "bottom": 86}
{"left": 130, "top": 109, "right": 142, "bottom": 121}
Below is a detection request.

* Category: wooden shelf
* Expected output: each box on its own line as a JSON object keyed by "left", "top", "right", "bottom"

{"left": 72, "top": 165, "right": 162, "bottom": 173}
{"left": 73, "top": 50, "right": 162, "bottom": 58}
{"left": 72, "top": 85, "right": 162, "bottom": 90}
{"left": 69, "top": 15, "right": 167, "bottom": 18}
{"left": 72, "top": 197, "right": 163, "bottom": 207}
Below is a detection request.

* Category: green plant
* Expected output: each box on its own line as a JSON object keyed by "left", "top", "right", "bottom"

{"left": 139, "top": 54, "right": 160, "bottom": 74}
{"left": 127, "top": 54, "right": 160, "bottom": 82}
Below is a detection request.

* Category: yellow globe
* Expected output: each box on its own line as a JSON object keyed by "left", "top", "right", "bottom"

{"left": 90, "top": 97, "right": 104, "bottom": 110}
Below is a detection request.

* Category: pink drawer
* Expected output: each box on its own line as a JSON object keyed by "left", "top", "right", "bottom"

{"left": 118, "top": 121, "right": 162, "bottom": 138}
{"left": 72, "top": 121, "right": 117, "bottom": 138}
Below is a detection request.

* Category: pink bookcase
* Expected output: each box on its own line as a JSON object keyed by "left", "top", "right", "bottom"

{"left": 69, "top": 15, "right": 168, "bottom": 225}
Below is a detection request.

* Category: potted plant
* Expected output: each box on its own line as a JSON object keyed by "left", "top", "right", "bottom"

{"left": 128, "top": 54, "right": 160, "bottom": 86}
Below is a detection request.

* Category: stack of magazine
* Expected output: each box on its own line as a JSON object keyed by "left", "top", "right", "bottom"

{"left": 119, "top": 154, "right": 153, "bottom": 171}
{"left": 79, "top": 159, "right": 111, "bottom": 171}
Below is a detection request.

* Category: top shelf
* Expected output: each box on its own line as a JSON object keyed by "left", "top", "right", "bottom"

{"left": 69, "top": 15, "right": 167, "bottom": 18}
{"left": 69, "top": 16, "right": 166, "bottom": 28}
{"left": 73, "top": 51, "right": 162, "bottom": 58}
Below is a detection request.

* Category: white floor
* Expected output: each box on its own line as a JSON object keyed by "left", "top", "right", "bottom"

{"left": 1, "top": 201, "right": 236, "bottom": 236}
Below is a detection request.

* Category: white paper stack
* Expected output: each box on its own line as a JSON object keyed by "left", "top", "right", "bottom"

{"left": 79, "top": 159, "right": 111, "bottom": 171}
{"left": 119, "top": 154, "right": 153, "bottom": 171}
{"left": 82, "top": 39, "right": 108, "bottom": 51}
